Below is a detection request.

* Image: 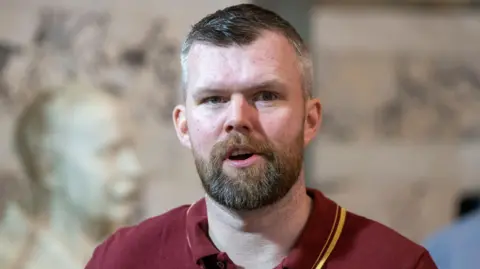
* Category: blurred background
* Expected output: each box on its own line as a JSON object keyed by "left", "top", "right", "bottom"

{"left": 0, "top": 0, "right": 479, "bottom": 267}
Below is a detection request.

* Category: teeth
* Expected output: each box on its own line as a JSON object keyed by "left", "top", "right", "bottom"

{"left": 231, "top": 149, "right": 252, "bottom": 156}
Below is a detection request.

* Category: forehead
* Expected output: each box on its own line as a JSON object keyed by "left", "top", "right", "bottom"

{"left": 186, "top": 31, "right": 302, "bottom": 94}
{"left": 51, "top": 98, "right": 129, "bottom": 147}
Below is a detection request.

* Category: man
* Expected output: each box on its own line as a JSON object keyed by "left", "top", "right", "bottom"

{"left": 0, "top": 82, "right": 143, "bottom": 269}
{"left": 423, "top": 208, "right": 480, "bottom": 269}
{"left": 85, "top": 4, "right": 438, "bottom": 269}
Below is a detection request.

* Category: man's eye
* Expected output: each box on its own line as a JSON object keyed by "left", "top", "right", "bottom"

{"left": 203, "top": 96, "right": 227, "bottom": 104}
{"left": 254, "top": 91, "right": 279, "bottom": 102}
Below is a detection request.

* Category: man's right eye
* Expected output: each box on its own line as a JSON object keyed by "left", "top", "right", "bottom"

{"left": 203, "top": 96, "right": 227, "bottom": 104}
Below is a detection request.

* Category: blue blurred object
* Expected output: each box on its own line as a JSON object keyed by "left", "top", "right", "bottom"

{"left": 423, "top": 208, "right": 480, "bottom": 269}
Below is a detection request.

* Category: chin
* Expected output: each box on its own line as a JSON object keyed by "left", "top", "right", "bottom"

{"left": 108, "top": 203, "right": 137, "bottom": 225}
{"left": 223, "top": 164, "right": 266, "bottom": 177}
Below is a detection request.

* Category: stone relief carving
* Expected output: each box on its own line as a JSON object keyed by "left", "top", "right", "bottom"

{"left": 0, "top": 8, "right": 179, "bottom": 267}
{"left": 111, "top": 19, "right": 180, "bottom": 122}
{"left": 1, "top": 8, "right": 179, "bottom": 123}
{"left": 378, "top": 56, "right": 480, "bottom": 142}
{"left": 0, "top": 41, "right": 22, "bottom": 111}
{"left": 0, "top": 82, "right": 144, "bottom": 269}
{"left": 319, "top": 55, "right": 480, "bottom": 143}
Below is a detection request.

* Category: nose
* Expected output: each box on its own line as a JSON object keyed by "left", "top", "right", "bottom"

{"left": 109, "top": 148, "right": 144, "bottom": 206}
{"left": 224, "top": 95, "right": 254, "bottom": 134}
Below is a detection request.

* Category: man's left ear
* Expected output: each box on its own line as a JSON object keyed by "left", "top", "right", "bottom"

{"left": 304, "top": 98, "right": 322, "bottom": 146}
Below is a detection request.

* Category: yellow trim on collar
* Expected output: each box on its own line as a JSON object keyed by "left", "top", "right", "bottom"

{"left": 313, "top": 206, "right": 347, "bottom": 269}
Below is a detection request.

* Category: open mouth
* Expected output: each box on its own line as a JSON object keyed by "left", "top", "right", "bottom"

{"left": 228, "top": 153, "right": 254, "bottom": 161}
{"left": 226, "top": 147, "right": 257, "bottom": 161}
{"left": 225, "top": 147, "right": 261, "bottom": 167}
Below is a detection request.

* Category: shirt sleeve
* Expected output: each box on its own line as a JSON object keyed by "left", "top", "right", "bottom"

{"left": 413, "top": 250, "right": 439, "bottom": 269}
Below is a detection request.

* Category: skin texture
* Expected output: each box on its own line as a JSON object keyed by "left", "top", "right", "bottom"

{"left": 173, "top": 30, "right": 321, "bottom": 268}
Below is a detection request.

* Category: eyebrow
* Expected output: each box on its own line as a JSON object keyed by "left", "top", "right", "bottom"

{"left": 191, "top": 79, "right": 287, "bottom": 100}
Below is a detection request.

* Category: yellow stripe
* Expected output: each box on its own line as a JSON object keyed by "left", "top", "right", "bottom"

{"left": 315, "top": 207, "right": 347, "bottom": 269}
{"left": 310, "top": 206, "right": 338, "bottom": 269}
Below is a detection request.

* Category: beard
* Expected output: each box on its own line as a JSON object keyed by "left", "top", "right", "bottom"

{"left": 192, "top": 131, "right": 304, "bottom": 211}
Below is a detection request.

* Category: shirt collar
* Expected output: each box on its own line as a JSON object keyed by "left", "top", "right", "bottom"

{"left": 185, "top": 188, "right": 342, "bottom": 268}
{"left": 281, "top": 189, "right": 343, "bottom": 268}
{"left": 185, "top": 198, "right": 218, "bottom": 264}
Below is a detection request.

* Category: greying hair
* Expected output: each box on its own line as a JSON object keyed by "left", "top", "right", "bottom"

{"left": 180, "top": 4, "right": 313, "bottom": 98}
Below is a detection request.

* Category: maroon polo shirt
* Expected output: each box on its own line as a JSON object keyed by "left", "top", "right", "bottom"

{"left": 85, "top": 188, "right": 438, "bottom": 269}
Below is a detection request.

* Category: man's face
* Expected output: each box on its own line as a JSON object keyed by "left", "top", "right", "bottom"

{"left": 174, "top": 31, "right": 321, "bottom": 210}
{"left": 52, "top": 98, "right": 143, "bottom": 228}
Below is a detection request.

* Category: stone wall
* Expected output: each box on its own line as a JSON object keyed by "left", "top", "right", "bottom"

{"left": 311, "top": 7, "right": 480, "bottom": 242}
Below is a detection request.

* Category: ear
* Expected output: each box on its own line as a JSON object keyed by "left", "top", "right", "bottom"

{"left": 304, "top": 98, "right": 322, "bottom": 146}
{"left": 172, "top": 105, "right": 191, "bottom": 149}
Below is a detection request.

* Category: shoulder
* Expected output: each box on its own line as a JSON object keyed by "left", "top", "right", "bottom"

{"left": 307, "top": 188, "right": 435, "bottom": 268}
{"left": 85, "top": 205, "right": 190, "bottom": 269}
{"left": 344, "top": 211, "right": 422, "bottom": 249}
{"left": 338, "top": 210, "right": 435, "bottom": 268}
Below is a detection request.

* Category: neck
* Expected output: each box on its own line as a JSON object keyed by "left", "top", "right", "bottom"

{"left": 48, "top": 194, "right": 97, "bottom": 262}
{"left": 206, "top": 171, "right": 312, "bottom": 269}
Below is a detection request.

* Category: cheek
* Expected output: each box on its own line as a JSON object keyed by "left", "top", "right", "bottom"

{"left": 188, "top": 113, "right": 222, "bottom": 155}
{"left": 83, "top": 162, "right": 111, "bottom": 213}
{"left": 57, "top": 150, "right": 111, "bottom": 217}
{"left": 259, "top": 109, "right": 303, "bottom": 144}
{"left": 74, "top": 155, "right": 110, "bottom": 198}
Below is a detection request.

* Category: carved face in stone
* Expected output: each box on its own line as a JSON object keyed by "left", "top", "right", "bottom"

{"left": 48, "top": 94, "right": 143, "bottom": 225}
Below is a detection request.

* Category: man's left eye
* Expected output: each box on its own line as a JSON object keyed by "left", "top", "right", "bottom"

{"left": 254, "top": 91, "right": 278, "bottom": 102}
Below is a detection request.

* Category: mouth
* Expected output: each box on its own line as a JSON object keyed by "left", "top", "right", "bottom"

{"left": 225, "top": 147, "right": 258, "bottom": 161}
{"left": 109, "top": 185, "right": 140, "bottom": 204}
{"left": 229, "top": 153, "right": 254, "bottom": 161}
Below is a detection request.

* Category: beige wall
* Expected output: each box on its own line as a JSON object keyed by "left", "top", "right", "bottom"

{"left": 311, "top": 7, "right": 480, "bottom": 242}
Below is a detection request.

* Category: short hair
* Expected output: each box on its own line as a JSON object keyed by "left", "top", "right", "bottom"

{"left": 181, "top": 4, "right": 313, "bottom": 98}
